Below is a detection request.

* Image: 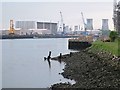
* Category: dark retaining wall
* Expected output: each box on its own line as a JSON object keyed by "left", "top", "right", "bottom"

{"left": 68, "top": 41, "right": 92, "bottom": 50}
{"left": 1, "top": 35, "right": 34, "bottom": 39}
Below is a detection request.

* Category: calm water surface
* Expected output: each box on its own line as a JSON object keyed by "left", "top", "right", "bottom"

{"left": 2, "top": 38, "right": 75, "bottom": 88}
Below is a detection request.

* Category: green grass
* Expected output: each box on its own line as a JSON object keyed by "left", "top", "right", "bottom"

{"left": 91, "top": 38, "right": 120, "bottom": 57}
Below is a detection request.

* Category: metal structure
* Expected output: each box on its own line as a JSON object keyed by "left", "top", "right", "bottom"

{"left": 59, "top": 11, "right": 64, "bottom": 32}
{"left": 9, "top": 20, "right": 15, "bottom": 35}
{"left": 81, "top": 12, "right": 87, "bottom": 31}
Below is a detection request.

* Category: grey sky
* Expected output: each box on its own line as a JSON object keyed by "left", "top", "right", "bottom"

{"left": 2, "top": 2, "right": 114, "bottom": 30}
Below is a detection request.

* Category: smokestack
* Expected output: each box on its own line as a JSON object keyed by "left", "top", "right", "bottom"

{"left": 86, "top": 19, "right": 93, "bottom": 30}
{"left": 102, "top": 19, "right": 109, "bottom": 30}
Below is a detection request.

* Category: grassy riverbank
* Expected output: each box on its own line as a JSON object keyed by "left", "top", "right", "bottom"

{"left": 51, "top": 39, "right": 120, "bottom": 89}
{"left": 91, "top": 38, "right": 120, "bottom": 57}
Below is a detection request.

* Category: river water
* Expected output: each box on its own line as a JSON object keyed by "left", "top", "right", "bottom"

{"left": 2, "top": 38, "right": 76, "bottom": 88}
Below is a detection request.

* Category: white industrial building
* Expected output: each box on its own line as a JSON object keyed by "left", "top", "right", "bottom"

{"left": 37, "top": 22, "right": 57, "bottom": 35}
{"left": 15, "top": 21, "right": 35, "bottom": 30}
{"left": 15, "top": 21, "right": 58, "bottom": 35}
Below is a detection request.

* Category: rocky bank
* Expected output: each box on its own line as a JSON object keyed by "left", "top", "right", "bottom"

{"left": 50, "top": 47, "right": 120, "bottom": 89}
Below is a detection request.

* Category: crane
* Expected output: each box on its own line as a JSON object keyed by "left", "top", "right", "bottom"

{"left": 81, "top": 12, "right": 87, "bottom": 31}
{"left": 9, "top": 20, "right": 15, "bottom": 35}
{"left": 59, "top": 11, "right": 63, "bottom": 32}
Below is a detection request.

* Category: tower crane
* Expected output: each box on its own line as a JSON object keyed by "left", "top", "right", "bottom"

{"left": 81, "top": 12, "right": 87, "bottom": 31}
{"left": 9, "top": 20, "right": 15, "bottom": 35}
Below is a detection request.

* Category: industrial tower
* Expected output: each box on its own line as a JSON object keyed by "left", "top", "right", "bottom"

{"left": 86, "top": 19, "right": 93, "bottom": 30}
{"left": 102, "top": 19, "right": 109, "bottom": 30}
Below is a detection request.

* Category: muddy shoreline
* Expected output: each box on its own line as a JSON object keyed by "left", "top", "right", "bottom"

{"left": 50, "top": 47, "right": 120, "bottom": 89}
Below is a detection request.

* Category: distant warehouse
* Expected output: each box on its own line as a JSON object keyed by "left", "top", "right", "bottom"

{"left": 15, "top": 21, "right": 35, "bottom": 29}
{"left": 15, "top": 21, "right": 58, "bottom": 35}
{"left": 37, "top": 22, "right": 58, "bottom": 35}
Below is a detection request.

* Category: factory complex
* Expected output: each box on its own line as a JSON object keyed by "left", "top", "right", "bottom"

{"left": 1, "top": 0, "right": 120, "bottom": 37}
{"left": 1, "top": 18, "right": 110, "bottom": 36}
{"left": 1, "top": 21, "right": 58, "bottom": 35}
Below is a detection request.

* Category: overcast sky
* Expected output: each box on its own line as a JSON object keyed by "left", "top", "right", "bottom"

{"left": 1, "top": 0, "right": 117, "bottom": 30}
{"left": 1, "top": 0, "right": 114, "bottom": 2}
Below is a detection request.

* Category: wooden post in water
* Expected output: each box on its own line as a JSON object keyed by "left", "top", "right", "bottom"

{"left": 59, "top": 53, "right": 62, "bottom": 59}
{"left": 47, "top": 51, "right": 51, "bottom": 68}
{"left": 58, "top": 53, "right": 62, "bottom": 63}
{"left": 47, "top": 51, "right": 51, "bottom": 60}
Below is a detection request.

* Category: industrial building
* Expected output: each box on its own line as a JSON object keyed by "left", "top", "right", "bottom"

{"left": 74, "top": 25, "right": 80, "bottom": 31}
{"left": 14, "top": 21, "right": 58, "bottom": 35}
{"left": 102, "top": 19, "right": 109, "bottom": 30}
{"left": 63, "top": 26, "right": 74, "bottom": 34}
{"left": 86, "top": 19, "right": 93, "bottom": 30}
{"left": 15, "top": 21, "right": 35, "bottom": 29}
{"left": 37, "top": 22, "right": 57, "bottom": 35}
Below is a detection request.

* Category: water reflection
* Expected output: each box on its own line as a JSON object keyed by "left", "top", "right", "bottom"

{"left": 44, "top": 56, "right": 76, "bottom": 86}
{"left": 47, "top": 59, "right": 51, "bottom": 69}
{"left": 58, "top": 59, "right": 62, "bottom": 64}
{"left": 44, "top": 57, "right": 51, "bottom": 69}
